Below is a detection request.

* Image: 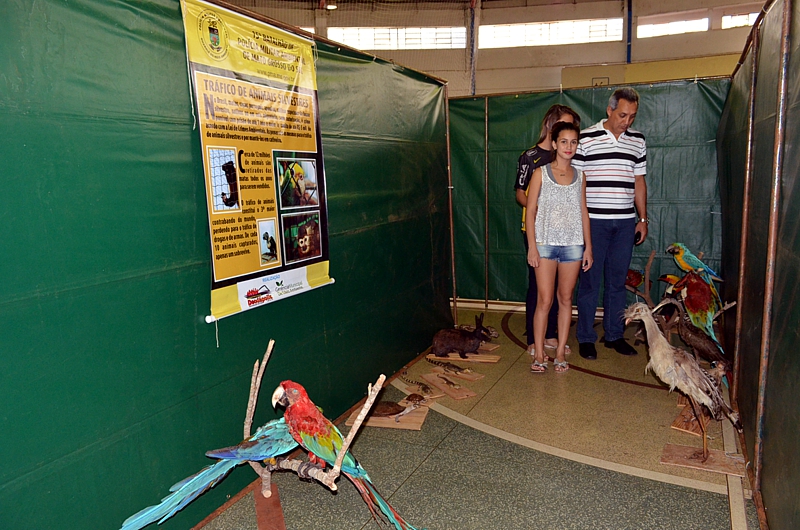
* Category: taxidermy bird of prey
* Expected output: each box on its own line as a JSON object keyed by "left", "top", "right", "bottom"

{"left": 120, "top": 418, "right": 298, "bottom": 530}
{"left": 666, "top": 242, "right": 722, "bottom": 307}
{"left": 654, "top": 297, "right": 726, "bottom": 371}
{"left": 272, "top": 380, "right": 421, "bottom": 530}
{"left": 624, "top": 303, "right": 741, "bottom": 461}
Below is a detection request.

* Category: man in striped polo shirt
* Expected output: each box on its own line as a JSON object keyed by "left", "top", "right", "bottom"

{"left": 571, "top": 87, "right": 648, "bottom": 360}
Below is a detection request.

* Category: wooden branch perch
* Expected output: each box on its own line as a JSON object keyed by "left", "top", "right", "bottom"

{"left": 243, "top": 340, "right": 277, "bottom": 497}
{"left": 331, "top": 374, "right": 385, "bottom": 478}
{"left": 245, "top": 340, "right": 274, "bottom": 439}
{"left": 713, "top": 301, "right": 737, "bottom": 320}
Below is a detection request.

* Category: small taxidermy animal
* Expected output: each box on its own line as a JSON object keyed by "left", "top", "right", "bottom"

{"left": 221, "top": 161, "right": 239, "bottom": 207}
{"left": 431, "top": 313, "right": 491, "bottom": 359}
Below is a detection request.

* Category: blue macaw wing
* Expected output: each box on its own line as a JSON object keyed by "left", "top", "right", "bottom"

{"left": 120, "top": 459, "right": 237, "bottom": 530}
{"left": 206, "top": 417, "right": 298, "bottom": 461}
{"left": 121, "top": 418, "right": 297, "bottom": 530}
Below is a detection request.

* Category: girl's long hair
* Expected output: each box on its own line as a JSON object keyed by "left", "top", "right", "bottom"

{"left": 536, "top": 104, "right": 581, "bottom": 144}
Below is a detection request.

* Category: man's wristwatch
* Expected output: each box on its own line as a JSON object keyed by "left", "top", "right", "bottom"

{"left": 638, "top": 217, "right": 649, "bottom": 223}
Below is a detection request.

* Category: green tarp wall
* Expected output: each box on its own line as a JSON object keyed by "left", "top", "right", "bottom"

{"left": 718, "top": 0, "right": 800, "bottom": 526}
{"left": 449, "top": 80, "right": 729, "bottom": 306}
{"left": 0, "top": 1, "right": 451, "bottom": 529}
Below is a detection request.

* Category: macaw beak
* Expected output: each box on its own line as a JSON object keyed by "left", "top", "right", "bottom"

{"left": 271, "top": 385, "right": 289, "bottom": 409}
{"left": 666, "top": 244, "right": 678, "bottom": 255}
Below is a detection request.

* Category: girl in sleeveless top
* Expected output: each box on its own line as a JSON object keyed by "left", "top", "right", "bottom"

{"left": 525, "top": 122, "right": 593, "bottom": 373}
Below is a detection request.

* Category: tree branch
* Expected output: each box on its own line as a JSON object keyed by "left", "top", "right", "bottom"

{"left": 245, "top": 340, "right": 275, "bottom": 439}
{"left": 713, "top": 301, "right": 737, "bottom": 320}
{"left": 242, "top": 340, "right": 277, "bottom": 497}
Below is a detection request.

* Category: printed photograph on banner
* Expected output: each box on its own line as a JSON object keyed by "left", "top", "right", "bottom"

{"left": 276, "top": 156, "right": 319, "bottom": 208}
{"left": 258, "top": 218, "right": 280, "bottom": 266}
{"left": 207, "top": 147, "right": 240, "bottom": 212}
{"left": 282, "top": 211, "right": 321, "bottom": 264}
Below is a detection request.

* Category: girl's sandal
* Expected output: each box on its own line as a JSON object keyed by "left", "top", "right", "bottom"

{"left": 531, "top": 360, "right": 548, "bottom": 373}
{"left": 553, "top": 359, "right": 569, "bottom": 373}
{"left": 545, "top": 343, "right": 572, "bottom": 355}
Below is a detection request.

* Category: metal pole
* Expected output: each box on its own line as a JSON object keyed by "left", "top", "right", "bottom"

{"left": 731, "top": 20, "right": 760, "bottom": 406}
{"left": 626, "top": 0, "right": 632, "bottom": 64}
{"left": 468, "top": 1, "right": 480, "bottom": 96}
{"left": 754, "top": 0, "right": 792, "bottom": 495}
{"left": 484, "top": 96, "right": 490, "bottom": 310}
{"left": 444, "top": 85, "right": 459, "bottom": 325}
{"left": 732, "top": 1, "right": 776, "bottom": 78}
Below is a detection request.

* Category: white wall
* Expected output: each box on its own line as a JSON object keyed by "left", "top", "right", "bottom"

{"left": 236, "top": 0, "right": 761, "bottom": 96}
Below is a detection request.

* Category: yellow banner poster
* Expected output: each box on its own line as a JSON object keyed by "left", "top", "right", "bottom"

{"left": 181, "top": 0, "right": 333, "bottom": 321}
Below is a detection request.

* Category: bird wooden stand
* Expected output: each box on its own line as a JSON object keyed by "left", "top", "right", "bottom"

{"left": 242, "top": 341, "right": 385, "bottom": 530}
{"left": 660, "top": 444, "right": 746, "bottom": 476}
{"left": 671, "top": 403, "right": 710, "bottom": 437}
{"left": 253, "top": 482, "right": 287, "bottom": 530}
{"left": 662, "top": 393, "right": 745, "bottom": 476}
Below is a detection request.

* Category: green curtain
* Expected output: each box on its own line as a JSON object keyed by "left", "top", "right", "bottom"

{"left": 718, "top": 0, "right": 800, "bottom": 526}
{"left": 0, "top": 1, "right": 450, "bottom": 528}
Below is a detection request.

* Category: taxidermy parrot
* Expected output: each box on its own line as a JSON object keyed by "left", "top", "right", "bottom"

{"left": 120, "top": 418, "right": 298, "bottom": 530}
{"left": 673, "top": 271, "right": 723, "bottom": 348}
{"left": 625, "top": 268, "right": 652, "bottom": 291}
{"left": 272, "top": 380, "right": 421, "bottom": 530}
{"left": 666, "top": 242, "right": 722, "bottom": 307}
{"left": 625, "top": 269, "right": 643, "bottom": 289}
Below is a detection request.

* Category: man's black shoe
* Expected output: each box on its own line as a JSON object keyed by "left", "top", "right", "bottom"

{"left": 579, "top": 342, "right": 597, "bottom": 360}
{"left": 605, "top": 338, "right": 638, "bottom": 356}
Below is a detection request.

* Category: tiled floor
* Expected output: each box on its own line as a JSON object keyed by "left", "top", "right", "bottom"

{"left": 199, "top": 308, "right": 758, "bottom": 530}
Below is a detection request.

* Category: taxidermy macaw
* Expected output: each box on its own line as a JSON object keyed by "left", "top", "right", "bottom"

{"left": 272, "top": 380, "right": 421, "bottom": 530}
{"left": 120, "top": 418, "right": 298, "bottom": 530}
{"left": 666, "top": 242, "right": 722, "bottom": 308}
{"left": 625, "top": 268, "right": 650, "bottom": 291}
{"left": 673, "top": 271, "right": 723, "bottom": 348}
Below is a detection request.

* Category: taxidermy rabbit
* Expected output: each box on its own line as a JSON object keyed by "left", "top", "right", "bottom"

{"left": 431, "top": 313, "right": 491, "bottom": 358}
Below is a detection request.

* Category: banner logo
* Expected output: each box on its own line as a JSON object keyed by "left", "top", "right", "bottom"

{"left": 197, "top": 10, "right": 229, "bottom": 61}
{"left": 245, "top": 285, "right": 273, "bottom": 306}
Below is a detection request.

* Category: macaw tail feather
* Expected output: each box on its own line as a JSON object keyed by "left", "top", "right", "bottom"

{"left": 346, "top": 473, "right": 422, "bottom": 530}
{"left": 120, "top": 459, "right": 238, "bottom": 530}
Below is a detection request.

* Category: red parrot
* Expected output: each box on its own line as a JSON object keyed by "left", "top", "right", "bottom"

{"left": 625, "top": 269, "right": 652, "bottom": 292}
{"left": 673, "top": 271, "right": 722, "bottom": 348}
{"left": 272, "top": 380, "right": 421, "bottom": 530}
{"left": 625, "top": 269, "right": 643, "bottom": 289}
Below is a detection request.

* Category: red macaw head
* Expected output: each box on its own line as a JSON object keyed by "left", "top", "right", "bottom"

{"left": 271, "top": 380, "right": 310, "bottom": 409}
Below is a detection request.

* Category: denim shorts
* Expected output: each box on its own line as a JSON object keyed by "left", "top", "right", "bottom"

{"left": 536, "top": 244, "right": 584, "bottom": 263}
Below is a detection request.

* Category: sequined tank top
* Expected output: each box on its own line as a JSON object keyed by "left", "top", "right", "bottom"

{"left": 534, "top": 163, "right": 584, "bottom": 246}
